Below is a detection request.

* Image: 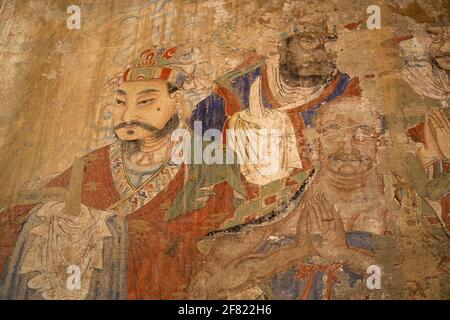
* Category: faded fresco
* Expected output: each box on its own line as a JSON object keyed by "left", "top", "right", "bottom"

{"left": 0, "top": 0, "right": 449, "bottom": 300}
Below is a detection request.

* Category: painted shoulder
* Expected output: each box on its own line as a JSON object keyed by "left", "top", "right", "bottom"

{"left": 215, "top": 55, "right": 267, "bottom": 90}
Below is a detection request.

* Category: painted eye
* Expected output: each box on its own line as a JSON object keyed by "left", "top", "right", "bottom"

{"left": 137, "top": 99, "right": 155, "bottom": 105}
{"left": 354, "top": 127, "right": 376, "bottom": 141}
{"left": 321, "top": 124, "right": 341, "bottom": 136}
{"left": 115, "top": 99, "right": 126, "bottom": 106}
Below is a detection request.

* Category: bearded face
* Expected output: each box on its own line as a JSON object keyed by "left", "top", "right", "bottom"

{"left": 279, "top": 31, "right": 337, "bottom": 88}
{"left": 111, "top": 79, "right": 181, "bottom": 142}
{"left": 315, "top": 99, "right": 382, "bottom": 177}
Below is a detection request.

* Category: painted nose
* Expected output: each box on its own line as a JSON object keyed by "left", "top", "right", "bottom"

{"left": 121, "top": 104, "right": 138, "bottom": 123}
{"left": 340, "top": 132, "right": 355, "bottom": 154}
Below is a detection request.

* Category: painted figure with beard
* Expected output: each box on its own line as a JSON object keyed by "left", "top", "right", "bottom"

{"left": 404, "top": 24, "right": 450, "bottom": 235}
{"left": 187, "top": 22, "right": 361, "bottom": 231}
{"left": 305, "top": 97, "right": 387, "bottom": 235}
{"left": 0, "top": 46, "right": 250, "bottom": 300}
{"left": 188, "top": 96, "right": 386, "bottom": 300}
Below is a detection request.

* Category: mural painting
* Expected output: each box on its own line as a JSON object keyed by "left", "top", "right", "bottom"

{"left": 0, "top": 0, "right": 449, "bottom": 300}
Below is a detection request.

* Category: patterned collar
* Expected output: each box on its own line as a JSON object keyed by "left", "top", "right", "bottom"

{"left": 107, "top": 136, "right": 185, "bottom": 217}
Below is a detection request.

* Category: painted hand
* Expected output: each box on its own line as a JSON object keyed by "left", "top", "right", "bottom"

{"left": 303, "top": 194, "right": 349, "bottom": 261}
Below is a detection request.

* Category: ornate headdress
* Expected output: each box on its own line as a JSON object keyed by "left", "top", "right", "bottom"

{"left": 107, "top": 46, "right": 194, "bottom": 89}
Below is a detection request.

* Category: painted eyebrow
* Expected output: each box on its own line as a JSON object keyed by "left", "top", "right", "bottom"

{"left": 137, "top": 89, "right": 160, "bottom": 95}
{"left": 115, "top": 89, "right": 127, "bottom": 96}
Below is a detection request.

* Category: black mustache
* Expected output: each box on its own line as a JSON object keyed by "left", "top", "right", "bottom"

{"left": 114, "top": 115, "right": 180, "bottom": 139}
{"left": 113, "top": 121, "right": 158, "bottom": 132}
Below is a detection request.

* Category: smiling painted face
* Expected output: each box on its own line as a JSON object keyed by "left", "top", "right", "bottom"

{"left": 315, "top": 97, "right": 382, "bottom": 177}
{"left": 111, "top": 79, "right": 181, "bottom": 141}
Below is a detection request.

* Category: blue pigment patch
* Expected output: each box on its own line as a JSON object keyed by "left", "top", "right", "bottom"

{"left": 301, "top": 73, "right": 351, "bottom": 127}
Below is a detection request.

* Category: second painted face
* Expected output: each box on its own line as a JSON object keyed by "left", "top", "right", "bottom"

{"left": 111, "top": 79, "right": 180, "bottom": 141}
{"left": 316, "top": 98, "right": 381, "bottom": 177}
{"left": 279, "top": 31, "right": 337, "bottom": 87}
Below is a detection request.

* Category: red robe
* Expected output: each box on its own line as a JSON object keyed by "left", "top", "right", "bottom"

{"left": 0, "top": 144, "right": 238, "bottom": 299}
